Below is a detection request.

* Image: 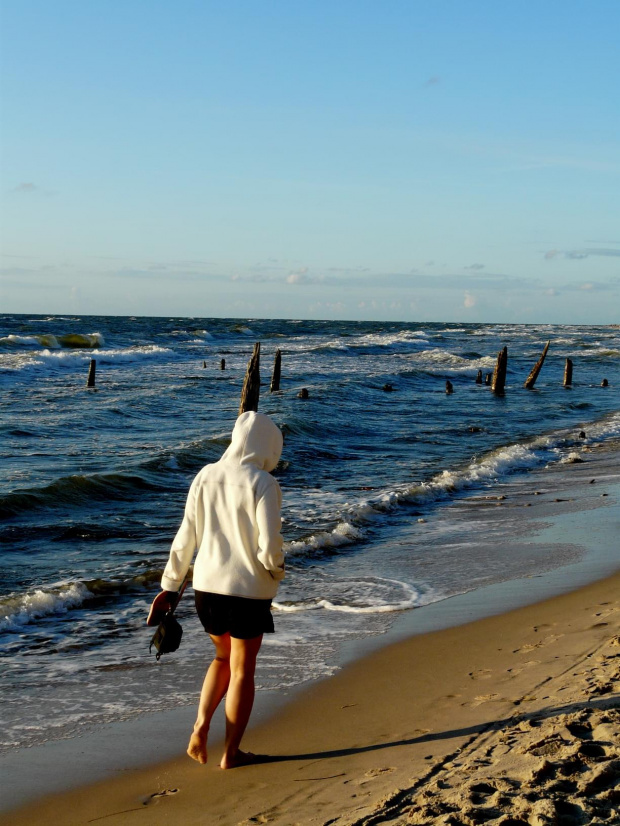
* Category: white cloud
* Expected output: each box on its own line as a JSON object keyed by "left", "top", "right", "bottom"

{"left": 545, "top": 248, "right": 620, "bottom": 261}
{"left": 13, "top": 182, "right": 39, "bottom": 193}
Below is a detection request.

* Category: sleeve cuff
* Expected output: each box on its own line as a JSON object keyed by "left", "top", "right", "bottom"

{"left": 161, "top": 575, "right": 183, "bottom": 592}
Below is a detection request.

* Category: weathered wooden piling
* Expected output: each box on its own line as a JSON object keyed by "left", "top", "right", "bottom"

{"left": 475, "top": 370, "right": 483, "bottom": 384}
{"left": 563, "top": 358, "right": 573, "bottom": 387}
{"left": 524, "top": 340, "right": 550, "bottom": 390}
{"left": 446, "top": 380, "right": 453, "bottom": 394}
{"left": 601, "top": 378, "right": 609, "bottom": 387}
{"left": 238, "top": 343, "right": 260, "bottom": 415}
{"left": 86, "top": 359, "right": 96, "bottom": 388}
{"left": 491, "top": 347, "right": 508, "bottom": 394}
{"left": 270, "top": 349, "right": 282, "bottom": 393}
{"left": 485, "top": 373, "right": 493, "bottom": 386}
{"left": 298, "top": 388, "right": 309, "bottom": 399}
{"left": 203, "top": 361, "right": 207, "bottom": 369}
{"left": 220, "top": 358, "right": 226, "bottom": 370}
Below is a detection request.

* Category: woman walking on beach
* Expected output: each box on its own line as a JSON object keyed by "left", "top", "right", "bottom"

{"left": 149, "top": 411, "right": 285, "bottom": 768}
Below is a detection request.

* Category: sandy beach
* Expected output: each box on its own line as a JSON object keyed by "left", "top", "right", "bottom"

{"left": 4, "top": 562, "right": 618, "bottom": 825}
{"left": 3, "top": 448, "right": 620, "bottom": 826}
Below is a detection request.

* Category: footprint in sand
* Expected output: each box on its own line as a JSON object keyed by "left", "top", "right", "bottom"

{"left": 143, "top": 788, "right": 178, "bottom": 805}
{"left": 356, "top": 767, "right": 395, "bottom": 787}
{"left": 462, "top": 694, "right": 500, "bottom": 708}
{"left": 507, "top": 660, "right": 540, "bottom": 677}
{"left": 513, "top": 634, "right": 563, "bottom": 654}
{"left": 468, "top": 669, "right": 492, "bottom": 680}
{"left": 364, "top": 767, "right": 395, "bottom": 778}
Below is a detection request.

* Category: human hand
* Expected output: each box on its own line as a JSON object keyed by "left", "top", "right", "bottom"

{"left": 146, "top": 590, "right": 177, "bottom": 626}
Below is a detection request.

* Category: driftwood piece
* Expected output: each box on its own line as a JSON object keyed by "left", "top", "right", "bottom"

{"left": 563, "top": 358, "right": 573, "bottom": 387}
{"left": 238, "top": 343, "right": 260, "bottom": 415}
{"left": 270, "top": 349, "right": 282, "bottom": 392}
{"left": 524, "top": 340, "right": 550, "bottom": 389}
{"left": 491, "top": 347, "right": 507, "bottom": 394}
{"left": 86, "top": 359, "right": 96, "bottom": 388}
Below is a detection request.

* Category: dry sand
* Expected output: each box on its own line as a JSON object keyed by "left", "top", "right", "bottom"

{"left": 4, "top": 569, "right": 618, "bottom": 826}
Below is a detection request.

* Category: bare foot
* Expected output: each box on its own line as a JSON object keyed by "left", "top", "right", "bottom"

{"left": 220, "top": 749, "right": 261, "bottom": 770}
{"left": 187, "top": 732, "right": 207, "bottom": 764}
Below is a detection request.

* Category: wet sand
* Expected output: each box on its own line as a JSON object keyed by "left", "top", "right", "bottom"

{"left": 2, "top": 454, "right": 619, "bottom": 826}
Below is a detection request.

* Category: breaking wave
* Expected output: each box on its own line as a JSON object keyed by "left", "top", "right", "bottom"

{"left": 0, "top": 332, "right": 104, "bottom": 349}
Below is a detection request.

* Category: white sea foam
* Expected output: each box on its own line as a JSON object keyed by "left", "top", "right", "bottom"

{"left": 0, "top": 344, "right": 175, "bottom": 374}
{"left": 0, "top": 334, "right": 54, "bottom": 348}
{"left": 285, "top": 521, "right": 365, "bottom": 555}
{"left": 0, "top": 582, "right": 89, "bottom": 631}
{"left": 273, "top": 571, "right": 422, "bottom": 616}
{"left": 409, "top": 348, "right": 497, "bottom": 373}
{"left": 96, "top": 345, "right": 173, "bottom": 364}
{"left": 283, "top": 415, "right": 620, "bottom": 562}
{"left": 274, "top": 576, "right": 421, "bottom": 614}
{"left": 353, "top": 330, "right": 431, "bottom": 349}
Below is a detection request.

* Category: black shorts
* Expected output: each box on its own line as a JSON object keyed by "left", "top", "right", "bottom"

{"left": 194, "top": 590, "right": 274, "bottom": 640}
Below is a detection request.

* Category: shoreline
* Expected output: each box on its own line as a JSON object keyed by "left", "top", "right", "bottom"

{"left": 2, "top": 455, "right": 619, "bottom": 823}
{"left": 4, "top": 571, "right": 618, "bottom": 825}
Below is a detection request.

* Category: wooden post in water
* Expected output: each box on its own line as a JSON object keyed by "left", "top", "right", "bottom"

{"left": 270, "top": 349, "right": 282, "bottom": 393}
{"left": 491, "top": 347, "right": 507, "bottom": 395}
{"left": 485, "top": 373, "right": 492, "bottom": 386}
{"left": 220, "top": 358, "right": 226, "bottom": 370}
{"left": 524, "top": 340, "right": 550, "bottom": 390}
{"left": 563, "top": 358, "right": 573, "bottom": 387}
{"left": 238, "top": 343, "right": 260, "bottom": 415}
{"left": 86, "top": 359, "right": 96, "bottom": 388}
{"left": 475, "top": 370, "right": 483, "bottom": 384}
{"left": 445, "top": 380, "right": 453, "bottom": 394}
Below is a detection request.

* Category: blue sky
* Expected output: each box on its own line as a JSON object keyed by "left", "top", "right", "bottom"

{"left": 1, "top": 1, "right": 619, "bottom": 322}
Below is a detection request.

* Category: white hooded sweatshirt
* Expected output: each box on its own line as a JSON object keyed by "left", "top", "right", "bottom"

{"left": 161, "top": 411, "right": 285, "bottom": 599}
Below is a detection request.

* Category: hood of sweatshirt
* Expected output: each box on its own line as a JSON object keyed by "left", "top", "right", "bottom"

{"left": 222, "top": 411, "right": 283, "bottom": 472}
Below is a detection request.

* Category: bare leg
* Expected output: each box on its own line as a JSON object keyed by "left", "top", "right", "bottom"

{"left": 220, "top": 634, "right": 263, "bottom": 769}
{"left": 187, "top": 634, "right": 231, "bottom": 764}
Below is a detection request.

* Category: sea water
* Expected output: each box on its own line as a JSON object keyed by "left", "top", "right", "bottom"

{"left": 1, "top": 315, "right": 619, "bottom": 752}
